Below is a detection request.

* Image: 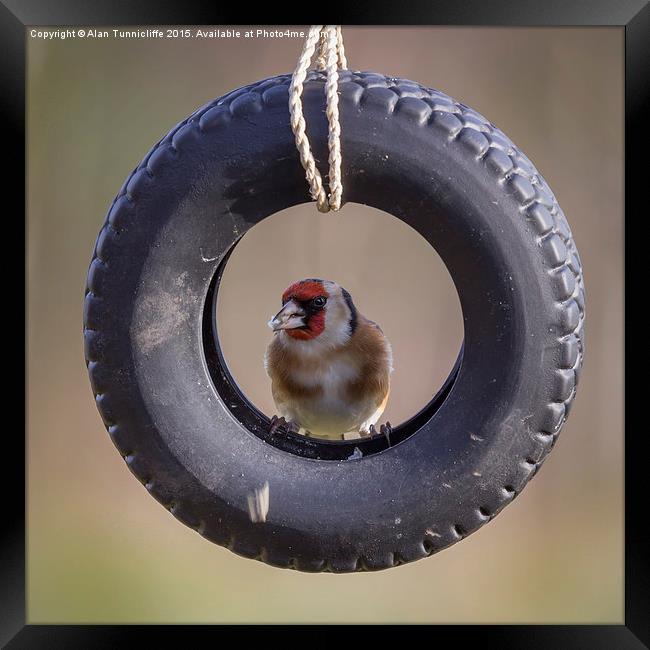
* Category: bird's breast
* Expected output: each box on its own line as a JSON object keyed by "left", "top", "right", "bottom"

{"left": 278, "top": 356, "right": 382, "bottom": 436}
{"left": 290, "top": 356, "right": 360, "bottom": 391}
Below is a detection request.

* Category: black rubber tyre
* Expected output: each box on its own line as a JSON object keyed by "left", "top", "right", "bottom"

{"left": 84, "top": 71, "right": 585, "bottom": 572}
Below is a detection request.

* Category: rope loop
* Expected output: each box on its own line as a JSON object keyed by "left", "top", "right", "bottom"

{"left": 289, "top": 26, "right": 347, "bottom": 212}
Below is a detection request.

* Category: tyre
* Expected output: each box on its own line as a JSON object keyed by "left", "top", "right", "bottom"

{"left": 84, "top": 70, "right": 585, "bottom": 572}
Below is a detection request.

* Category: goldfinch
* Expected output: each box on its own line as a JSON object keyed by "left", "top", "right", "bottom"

{"left": 264, "top": 279, "right": 393, "bottom": 440}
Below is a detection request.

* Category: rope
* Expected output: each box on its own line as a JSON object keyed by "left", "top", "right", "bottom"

{"left": 289, "top": 26, "right": 347, "bottom": 212}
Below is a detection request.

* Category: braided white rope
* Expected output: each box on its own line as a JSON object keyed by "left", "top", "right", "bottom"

{"left": 315, "top": 26, "right": 347, "bottom": 71}
{"left": 289, "top": 25, "right": 347, "bottom": 212}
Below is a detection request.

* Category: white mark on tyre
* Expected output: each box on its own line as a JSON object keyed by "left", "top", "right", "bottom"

{"left": 200, "top": 248, "right": 218, "bottom": 262}
{"left": 247, "top": 482, "right": 269, "bottom": 523}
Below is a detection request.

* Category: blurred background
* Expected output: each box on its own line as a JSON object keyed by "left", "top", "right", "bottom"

{"left": 27, "top": 26, "right": 623, "bottom": 623}
{"left": 217, "top": 204, "right": 464, "bottom": 432}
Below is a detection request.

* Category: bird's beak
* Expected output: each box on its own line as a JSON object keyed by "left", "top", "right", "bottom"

{"left": 268, "top": 300, "right": 307, "bottom": 331}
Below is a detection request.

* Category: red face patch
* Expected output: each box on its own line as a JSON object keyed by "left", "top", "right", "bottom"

{"left": 281, "top": 279, "right": 328, "bottom": 340}
{"left": 285, "top": 310, "right": 326, "bottom": 340}
{"left": 282, "top": 279, "right": 325, "bottom": 304}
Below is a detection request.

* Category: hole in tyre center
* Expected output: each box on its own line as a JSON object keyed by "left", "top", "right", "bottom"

{"left": 204, "top": 203, "right": 465, "bottom": 460}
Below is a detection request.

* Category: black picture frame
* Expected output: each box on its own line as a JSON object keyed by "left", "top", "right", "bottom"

{"left": 9, "top": 0, "right": 645, "bottom": 645}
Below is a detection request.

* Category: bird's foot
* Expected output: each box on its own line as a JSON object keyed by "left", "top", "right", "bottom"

{"left": 269, "top": 415, "right": 300, "bottom": 436}
{"left": 368, "top": 422, "right": 393, "bottom": 445}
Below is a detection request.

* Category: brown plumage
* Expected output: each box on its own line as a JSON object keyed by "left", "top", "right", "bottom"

{"left": 264, "top": 279, "right": 393, "bottom": 440}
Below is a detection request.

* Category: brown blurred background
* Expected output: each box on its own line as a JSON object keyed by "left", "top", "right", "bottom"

{"left": 27, "top": 27, "right": 623, "bottom": 623}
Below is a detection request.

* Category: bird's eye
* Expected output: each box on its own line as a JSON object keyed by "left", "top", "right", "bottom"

{"left": 312, "top": 296, "right": 327, "bottom": 308}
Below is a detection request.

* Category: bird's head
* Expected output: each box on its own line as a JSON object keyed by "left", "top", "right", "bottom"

{"left": 268, "top": 278, "right": 357, "bottom": 346}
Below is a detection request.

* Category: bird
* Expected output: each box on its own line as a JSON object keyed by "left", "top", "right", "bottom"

{"left": 264, "top": 278, "right": 393, "bottom": 441}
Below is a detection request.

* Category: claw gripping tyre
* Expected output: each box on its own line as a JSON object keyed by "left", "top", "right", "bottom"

{"left": 84, "top": 71, "right": 585, "bottom": 572}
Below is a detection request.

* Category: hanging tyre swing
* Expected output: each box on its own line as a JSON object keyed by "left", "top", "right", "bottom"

{"left": 84, "top": 27, "right": 585, "bottom": 572}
